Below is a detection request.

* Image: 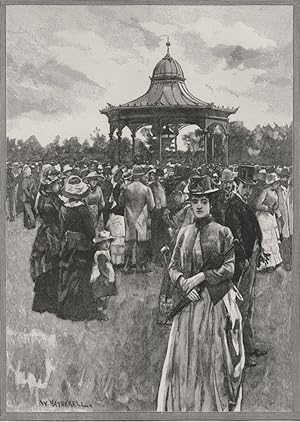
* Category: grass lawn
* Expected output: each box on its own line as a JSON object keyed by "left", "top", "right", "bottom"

{"left": 5, "top": 214, "right": 293, "bottom": 412}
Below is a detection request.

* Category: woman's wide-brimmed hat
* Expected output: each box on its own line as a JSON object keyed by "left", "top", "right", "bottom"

{"left": 62, "top": 175, "right": 90, "bottom": 199}
{"left": 257, "top": 168, "right": 267, "bottom": 182}
{"left": 188, "top": 175, "right": 219, "bottom": 196}
{"left": 266, "top": 172, "right": 280, "bottom": 185}
{"left": 122, "top": 170, "right": 133, "bottom": 180}
{"left": 279, "top": 166, "right": 290, "bottom": 178}
{"left": 236, "top": 165, "right": 256, "bottom": 185}
{"left": 84, "top": 171, "right": 103, "bottom": 180}
{"left": 133, "top": 165, "right": 146, "bottom": 176}
{"left": 40, "top": 165, "right": 60, "bottom": 185}
{"left": 93, "top": 230, "right": 115, "bottom": 244}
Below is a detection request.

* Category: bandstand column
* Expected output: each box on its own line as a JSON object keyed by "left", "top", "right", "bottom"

{"left": 131, "top": 131, "right": 136, "bottom": 163}
{"left": 109, "top": 127, "right": 114, "bottom": 164}
{"left": 117, "top": 129, "right": 122, "bottom": 164}
{"left": 211, "top": 134, "right": 215, "bottom": 162}
{"left": 225, "top": 134, "right": 229, "bottom": 166}
{"left": 159, "top": 125, "right": 162, "bottom": 163}
{"left": 204, "top": 129, "right": 208, "bottom": 165}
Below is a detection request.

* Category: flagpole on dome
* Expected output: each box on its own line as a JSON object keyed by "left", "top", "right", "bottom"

{"left": 166, "top": 36, "right": 170, "bottom": 55}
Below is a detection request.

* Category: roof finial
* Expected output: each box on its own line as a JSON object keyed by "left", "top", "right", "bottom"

{"left": 166, "top": 36, "right": 170, "bottom": 55}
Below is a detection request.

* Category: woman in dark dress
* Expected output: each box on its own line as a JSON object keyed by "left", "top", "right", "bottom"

{"left": 57, "top": 175, "right": 105, "bottom": 321}
{"left": 30, "top": 166, "right": 62, "bottom": 314}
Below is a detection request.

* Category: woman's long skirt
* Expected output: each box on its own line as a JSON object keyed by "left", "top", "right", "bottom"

{"left": 256, "top": 211, "right": 282, "bottom": 270}
{"left": 57, "top": 238, "right": 102, "bottom": 321}
{"left": 157, "top": 288, "right": 245, "bottom": 412}
{"left": 30, "top": 224, "right": 61, "bottom": 314}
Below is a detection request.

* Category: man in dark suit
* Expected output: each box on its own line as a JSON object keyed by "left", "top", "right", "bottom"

{"left": 225, "top": 165, "right": 267, "bottom": 367}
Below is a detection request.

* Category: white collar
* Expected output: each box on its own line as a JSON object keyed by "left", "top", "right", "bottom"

{"left": 64, "top": 199, "right": 84, "bottom": 208}
{"left": 235, "top": 192, "right": 246, "bottom": 203}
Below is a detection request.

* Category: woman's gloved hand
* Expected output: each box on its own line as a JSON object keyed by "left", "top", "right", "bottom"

{"left": 187, "top": 288, "right": 201, "bottom": 301}
{"left": 179, "top": 272, "right": 205, "bottom": 294}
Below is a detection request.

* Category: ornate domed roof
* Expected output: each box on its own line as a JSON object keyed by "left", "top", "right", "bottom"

{"left": 101, "top": 39, "right": 238, "bottom": 116}
{"left": 152, "top": 52, "right": 185, "bottom": 81}
{"left": 151, "top": 40, "right": 185, "bottom": 81}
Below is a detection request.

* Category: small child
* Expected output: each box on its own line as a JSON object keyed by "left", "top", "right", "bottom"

{"left": 90, "top": 230, "right": 117, "bottom": 319}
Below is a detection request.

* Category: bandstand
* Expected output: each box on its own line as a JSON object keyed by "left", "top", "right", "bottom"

{"left": 100, "top": 41, "right": 238, "bottom": 165}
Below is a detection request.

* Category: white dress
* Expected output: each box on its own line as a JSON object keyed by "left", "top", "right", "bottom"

{"left": 254, "top": 188, "right": 282, "bottom": 270}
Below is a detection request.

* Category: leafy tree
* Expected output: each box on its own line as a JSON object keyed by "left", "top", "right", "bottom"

{"left": 22, "top": 135, "right": 44, "bottom": 162}
{"left": 43, "top": 135, "right": 62, "bottom": 162}
{"left": 62, "top": 137, "right": 82, "bottom": 160}
{"left": 228, "top": 121, "right": 251, "bottom": 164}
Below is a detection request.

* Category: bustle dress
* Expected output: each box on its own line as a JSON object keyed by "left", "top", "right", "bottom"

{"left": 157, "top": 217, "right": 245, "bottom": 412}
{"left": 30, "top": 191, "right": 62, "bottom": 314}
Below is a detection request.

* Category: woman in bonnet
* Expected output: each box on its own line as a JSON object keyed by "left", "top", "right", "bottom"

{"left": 30, "top": 165, "right": 62, "bottom": 314}
{"left": 57, "top": 175, "right": 104, "bottom": 321}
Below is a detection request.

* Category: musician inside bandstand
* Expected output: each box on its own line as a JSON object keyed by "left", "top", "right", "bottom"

{"left": 157, "top": 174, "right": 245, "bottom": 412}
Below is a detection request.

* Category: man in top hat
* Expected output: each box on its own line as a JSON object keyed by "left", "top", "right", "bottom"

{"left": 225, "top": 165, "right": 266, "bottom": 366}
{"left": 120, "top": 164, "right": 155, "bottom": 273}
{"left": 213, "top": 168, "right": 235, "bottom": 225}
{"left": 99, "top": 165, "right": 113, "bottom": 227}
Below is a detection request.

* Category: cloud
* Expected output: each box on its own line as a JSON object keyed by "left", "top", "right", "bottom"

{"left": 211, "top": 43, "right": 292, "bottom": 72}
{"left": 188, "top": 18, "right": 276, "bottom": 50}
{"left": 7, "top": 54, "right": 105, "bottom": 119}
{"left": 6, "top": 5, "right": 292, "bottom": 145}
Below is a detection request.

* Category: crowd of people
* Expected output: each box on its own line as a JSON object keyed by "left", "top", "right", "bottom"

{"left": 6, "top": 157, "right": 293, "bottom": 411}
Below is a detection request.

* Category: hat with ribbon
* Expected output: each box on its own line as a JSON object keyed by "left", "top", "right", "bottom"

{"left": 188, "top": 175, "right": 219, "bottom": 196}
{"left": 257, "top": 168, "right": 267, "bottom": 182}
{"left": 122, "top": 170, "right": 133, "bottom": 180}
{"left": 62, "top": 175, "right": 90, "bottom": 199}
{"left": 40, "top": 165, "right": 60, "bottom": 185}
{"left": 279, "top": 166, "right": 290, "bottom": 178}
{"left": 93, "top": 230, "right": 115, "bottom": 244}
{"left": 221, "top": 168, "right": 235, "bottom": 182}
{"left": 63, "top": 164, "right": 73, "bottom": 174}
{"left": 266, "top": 172, "right": 280, "bottom": 185}
{"left": 84, "top": 171, "right": 104, "bottom": 181}
{"left": 133, "top": 164, "right": 146, "bottom": 176}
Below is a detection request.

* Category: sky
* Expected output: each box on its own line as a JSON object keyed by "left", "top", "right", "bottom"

{"left": 6, "top": 4, "right": 293, "bottom": 148}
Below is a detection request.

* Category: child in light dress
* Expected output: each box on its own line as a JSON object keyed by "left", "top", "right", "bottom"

{"left": 90, "top": 230, "right": 117, "bottom": 319}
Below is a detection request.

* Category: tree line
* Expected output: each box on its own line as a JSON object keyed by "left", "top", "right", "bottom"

{"left": 6, "top": 121, "right": 292, "bottom": 166}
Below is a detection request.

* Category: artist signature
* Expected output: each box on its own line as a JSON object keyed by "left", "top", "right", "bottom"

{"left": 39, "top": 399, "right": 92, "bottom": 409}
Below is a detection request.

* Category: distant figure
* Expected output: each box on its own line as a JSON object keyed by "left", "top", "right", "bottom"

{"left": 106, "top": 169, "right": 127, "bottom": 266}
{"left": 213, "top": 168, "right": 235, "bottom": 225}
{"left": 253, "top": 172, "right": 283, "bottom": 271}
{"left": 120, "top": 165, "right": 155, "bottom": 274}
{"left": 100, "top": 166, "right": 113, "bottom": 227}
{"left": 149, "top": 168, "right": 167, "bottom": 265}
{"left": 6, "top": 163, "right": 20, "bottom": 221}
{"left": 84, "top": 171, "right": 105, "bottom": 233}
{"left": 21, "top": 165, "right": 36, "bottom": 229}
{"left": 277, "top": 167, "right": 292, "bottom": 271}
